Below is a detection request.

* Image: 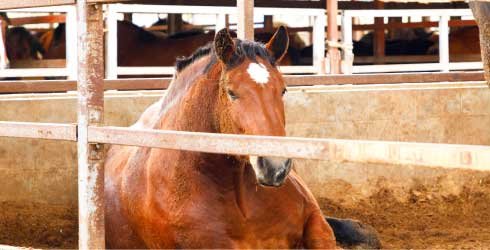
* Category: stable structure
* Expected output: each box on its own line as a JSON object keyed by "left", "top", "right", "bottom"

{"left": 0, "top": 0, "right": 489, "bottom": 249}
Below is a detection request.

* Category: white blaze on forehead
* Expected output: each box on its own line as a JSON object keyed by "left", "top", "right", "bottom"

{"left": 247, "top": 62, "right": 269, "bottom": 84}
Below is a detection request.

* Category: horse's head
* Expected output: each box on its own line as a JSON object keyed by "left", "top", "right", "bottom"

{"left": 6, "top": 27, "right": 45, "bottom": 61}
{"left": 0, "top": 13, "right": 9, "bottom": 69}
{"left": 214, "top": 27, "right": 291, "bottom": 187}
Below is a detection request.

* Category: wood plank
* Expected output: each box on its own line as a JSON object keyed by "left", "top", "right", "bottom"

{"left": 0, "top": 0, "right": 74, "bottom": 10}
{"left": 0, "top": 121, "right": 76, "bottom": 141}
{"left": 0, "top": 72, "right": 484, "bottom": 94}
{"left": 354, "top": 54, "right": 482, "bottom": 64}
{"left": 9, "top": 15, "right": 65, "bottom": 26}
{"left": 353, "top": 19, "right": 477, "bottom": 30}
{"left": 0, "top": 78, "right": 171, "bottom": 93}
{"left": 10, "top": 59, "right": 66, "bottom": 69}
{"left": 88, "top": 126, "right": 490, "bottom": 171}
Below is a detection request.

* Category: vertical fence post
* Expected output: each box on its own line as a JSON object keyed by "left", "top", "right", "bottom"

{"left": 65, "top": 6, "right": 77, "bottom": 80}
{"left": 77, "top": 1, "right": 105, "bottom": 249}
{"left": 237, "top": 0, "right": 254, "bottom": 40}
{"left": 327, "top": 0, "right": 340, "bottom": 74}
{"left": 439, "top": 14, "right": 450, "bottom": 72}
{"left": 341, "top": 11, "right": 353, "bottom": 74}
{"left": 215, "top": 13, "right": 226, "bottom": 31}
{"left": 105, "top": 5, "right": 118, "bottom": 79}
{"left": 313, "top": 12, "right": 326, "bottom": 74}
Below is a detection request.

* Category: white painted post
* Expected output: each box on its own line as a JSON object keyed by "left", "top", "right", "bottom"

{"left": 341, "top": 12, "right": 353, "bottom": 74}
{"left": 439, "top": 14, "right": 449, "bottom": 72}
{"left": 215, "top": 13, "right": 226, "bottom": 32}
{"left": 105, "top": 5, "right": 118, "bottom": 79}
{"left": 65, "top": 6, "right": 77, "bottom": 80}
{"left": 237, "top": 0, "right": 254, "bottom": 40}
{"left": 313, "top": 12, "right": 326, "bottom": 74}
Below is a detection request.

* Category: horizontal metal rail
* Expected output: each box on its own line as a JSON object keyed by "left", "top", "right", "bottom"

{"left": 89, "top": 126, "right": 490, "bottom": 171}
{"left": 0, "top": 121, "right": 77, "bottom": 141}
{"left": 0, "top": 72, "right": 485, "bottom": 93}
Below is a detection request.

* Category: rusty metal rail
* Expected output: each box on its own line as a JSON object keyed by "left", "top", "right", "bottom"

{"left": 89, "top": 126, "right": 490, "bottom": 171}
{"left": 0, "top": 121, "right": 76, "bottom": 141}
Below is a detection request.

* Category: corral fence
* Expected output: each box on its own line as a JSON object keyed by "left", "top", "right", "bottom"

{"left": 0, "top": 1, "right": 489, "bottom": 249}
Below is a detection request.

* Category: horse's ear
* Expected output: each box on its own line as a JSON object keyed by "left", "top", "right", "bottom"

{"left": 265, "top": 26, "right": 289, "bottom": 63}
{"left": 214, "top": 28, "right": 236, "bottom": 66}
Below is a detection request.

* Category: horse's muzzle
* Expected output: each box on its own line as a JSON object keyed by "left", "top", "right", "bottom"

{"left": 250, "top": 156, "right": 292, "bottom": 187}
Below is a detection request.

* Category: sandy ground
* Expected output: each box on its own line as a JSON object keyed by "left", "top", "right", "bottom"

{"left": 1, "top": 178, "right": 490, "bottom": 249}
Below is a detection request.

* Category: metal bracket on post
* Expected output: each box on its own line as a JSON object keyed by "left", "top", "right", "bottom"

{"left": 77, "top": 1, "right": 105, "bottom": 249}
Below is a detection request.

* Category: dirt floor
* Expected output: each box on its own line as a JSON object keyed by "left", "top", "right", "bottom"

{"left": 320, "top": 178, "right": 490, "bottom": 249}
{"left": 1, "top": 180, "right": 490, "bottom": 249}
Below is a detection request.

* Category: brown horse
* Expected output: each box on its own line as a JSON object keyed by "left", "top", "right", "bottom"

{"left": 104, "top": 27, "right": 337, "bottom": 249}
{"left": 44, "top": 21, "right": 299, "bottom": 68}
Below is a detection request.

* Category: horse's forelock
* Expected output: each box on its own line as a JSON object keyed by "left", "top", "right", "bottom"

{"left": 175, "top": 39, "right": 276, "bottom": 74}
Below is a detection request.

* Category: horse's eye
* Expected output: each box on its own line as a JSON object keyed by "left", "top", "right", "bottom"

{"left": 227, "top": 89, "right": 238, "bottom": 100}
{"left": 282, "top": 88, "right": 288, "bottom": 96}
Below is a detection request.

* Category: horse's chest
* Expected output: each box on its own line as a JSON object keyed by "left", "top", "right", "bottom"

{"left": 157, "top": 190, "right": 306, "bottom": 248}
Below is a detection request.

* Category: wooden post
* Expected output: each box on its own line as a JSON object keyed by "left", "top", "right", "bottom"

{"left": 264, "top": 15, "right": 273, "bottom": 33}
{"left": 327, "top": 0, "right": 341, "bottom": 74}
{"left": 469, "top": 1, "right": 490, "bottom": 88}
{"left": 387, "top": 17, "right": 402, "bottom": 40}
{"left": 0, "top": 19, "right": 9, "bottom": 70}
{"left": 374, "top": 0, "right": 385, "bottom": 64}
{"left": 237, "top": 0, "right": 254, "bottom": 40}
{"left": 168, "top": 14, "right": 183, "bottom": 34}
{"left": 76, "top": 1, "right": 105, "bottom": 249}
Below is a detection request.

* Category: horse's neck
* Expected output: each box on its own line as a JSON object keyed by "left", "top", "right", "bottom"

{"left": 149, "top": 58, "right": 252, "bottom": 216}
{"left": 153, "top": 58, "right": 240, "bottom": 175}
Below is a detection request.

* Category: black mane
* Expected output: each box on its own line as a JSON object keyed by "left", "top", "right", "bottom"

{"left": 175, "top": 38, "right": 275, "bottom": 73}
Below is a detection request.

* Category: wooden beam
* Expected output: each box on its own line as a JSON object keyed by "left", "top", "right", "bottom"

{"left": 88, "top": 126, "right": 490, "bottom": 171}
{"left": 0, "top": 72, "right": 485, "bottom": 94}
{"left": 353, "top": 19, "right": 477, "bottom": 31}
{"left": 0, "top": 121, "right": 76, "bottom": 141}
{"left": 283, "top": 72, "right": 485, "bottom": 86}
{"left": 9, "top": 15, "right": 65, "bottom": 26}
{"left": 10, "top": 59, "right": 66, "bottom": 69}
{"left": 76, "top": 1, "right": 105, "bottom": 249}
{"left": 0, "top": 0, "right": 74, "bottom": 10}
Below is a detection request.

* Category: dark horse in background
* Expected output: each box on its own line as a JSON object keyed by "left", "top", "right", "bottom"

{"left": 44, "top": 21, "right": 301, "bottom": 68}
{"left": 470, "top": 1, "right": 490, "bottom": 88}
{"left": 0, "top": 12, "right": 45, "bottom": 77}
